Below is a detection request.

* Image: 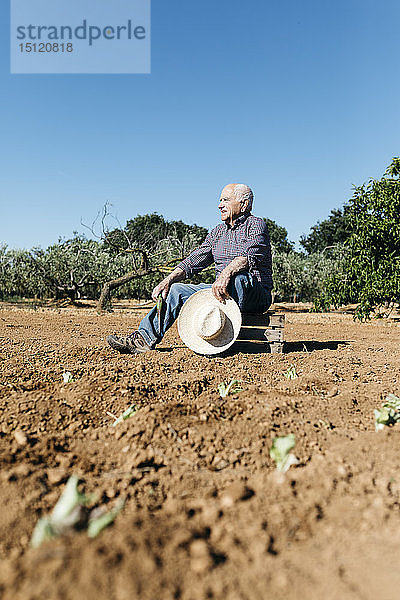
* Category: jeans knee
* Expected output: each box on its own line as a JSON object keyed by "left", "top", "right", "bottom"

{"left": 168, "top": 282, "right": 190, "bottom": 303}
{"left": 229, "top": 272, "right": 249, "bottom": 294}
{"left": 169, "top": 282, "right": 183, "bottom": 297}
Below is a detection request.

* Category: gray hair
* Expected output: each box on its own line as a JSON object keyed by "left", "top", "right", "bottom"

{"left": 233, "top": 184, "right": 253, "bottom": 213}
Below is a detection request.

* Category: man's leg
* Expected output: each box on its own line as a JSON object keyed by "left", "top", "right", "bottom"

{"left": 227, "top": 272, "right": 272, "bottom": 313}
{"left": 108, "top": 282, "right": 212, "bottom": 353}
{"left": 137, "top": 282, "right": 212, "bottom": 348}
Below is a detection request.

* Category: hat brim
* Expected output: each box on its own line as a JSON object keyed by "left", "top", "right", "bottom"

{"left": 177, "top": 289, "right": 242, "bottom": 355}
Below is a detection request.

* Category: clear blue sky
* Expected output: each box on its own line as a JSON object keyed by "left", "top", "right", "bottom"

{"left": 1, "top": 0, "right": 400, "bottom": 250}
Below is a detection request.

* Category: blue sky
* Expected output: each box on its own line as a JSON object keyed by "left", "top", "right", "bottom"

{"left": 1, "top": 0, "right": 399, "bottom": 250}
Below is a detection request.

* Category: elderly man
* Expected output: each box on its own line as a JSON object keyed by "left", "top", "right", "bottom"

{"left": 107, "top": 183, "right": 273, "bottom": 354}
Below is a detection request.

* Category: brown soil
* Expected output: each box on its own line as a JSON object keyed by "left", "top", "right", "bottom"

{"left": 0, "top": 302, "right": 399, "bottom": 600}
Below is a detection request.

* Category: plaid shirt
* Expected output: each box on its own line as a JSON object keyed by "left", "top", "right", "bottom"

{"left": 177, "top": 213, "right": 273, "bottom": 290}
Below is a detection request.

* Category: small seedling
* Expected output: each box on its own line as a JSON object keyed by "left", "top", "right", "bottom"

{"left": 284, "top": 365, "right": 298, "bottom": 379}
{"left": 218, "top": 379, "right": 243, "bottom": 398}
{"left": 31, "top": 475, "right": 91, "bottom": 548}
{"left": 270, "top": 434, "right": 299, "bottom": 472}
{"left": 108, "top": 404, "right": 138, "bottom": 426}
{"left": 31, "top": 476, "right": 124, "bottom": 548}
{"left": 63, "top": 371, "right": 73, "bottom": 383}
{"left": 88, "top": 498, "right": 125, "bottom": 538}
{"left": 374, "top": 393, "right": 400, "bottom": 431}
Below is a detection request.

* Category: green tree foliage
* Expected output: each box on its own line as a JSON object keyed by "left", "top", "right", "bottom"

{"left": 0, "top": 245, "right": 12, "bottom": 300}
{"left": 101, "top": 213, "right": 210, "bottom": 299}
{"left": 104, "top": 213, "right": 207, "bottom": 259}
{"left": 316, "top": 158, "right": 400, "bottom": 319}
{"left": 0, "top": 211, "right": 350, "bottom": 305}
{"left": 263, "top": 218, "right": 294, "bottom": 254}
{"left": 263, "top": 217, "right": 340, "bottom": 302}
{"left": 0, "top": 245, "right": 47, "bottom": 300}
{"left": 272, "top": 248, "right": 344, "bottom": 303}
{"left": 0, "top": 216, "right": 212, "bottom": 302}
{"left": 300, "top": 206, "right": 351, "bottom": 254}
{"left": 0, "top": 236, "right": 124, "bottom": 302}
{"left": 28, "top": 236, "right": 119, "bottom": 301}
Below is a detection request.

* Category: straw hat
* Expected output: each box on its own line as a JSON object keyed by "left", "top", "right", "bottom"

{"left": 177, "top": 289, "right": 242, "bottom": 355}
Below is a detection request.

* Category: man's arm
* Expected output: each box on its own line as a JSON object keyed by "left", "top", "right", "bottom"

{"left": 176, "top": 232, "right": 214, "bottom": 278}
{"left": 212, "top": 256, "right": 248, "bottom": 302}
{"left": 151, "top": 232, "right": 214, "bottom": 301}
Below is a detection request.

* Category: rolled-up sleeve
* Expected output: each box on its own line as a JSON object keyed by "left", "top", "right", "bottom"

{"left": 177, "top": 231, "right": 214, "bottom": 278}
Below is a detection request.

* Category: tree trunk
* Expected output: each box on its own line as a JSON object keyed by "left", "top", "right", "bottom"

{"left": 96, "top": 267, "right": 156, "bottom": 313}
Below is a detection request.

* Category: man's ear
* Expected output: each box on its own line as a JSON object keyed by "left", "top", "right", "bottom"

{"left": 241, "top": 200, "right": 249, "bottom": 213}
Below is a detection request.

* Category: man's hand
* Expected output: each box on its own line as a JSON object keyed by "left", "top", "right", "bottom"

{"left": 151, "top": 279, "right": 170, "bottom": 302}
{"left": 151, "top": 267, "right": 186, "bottom": 302}
{"left": 212, "top": 273, "right": 231, "bottom": 302}
{"left": 211, "top": 256, "right": 248, "bottom": 303}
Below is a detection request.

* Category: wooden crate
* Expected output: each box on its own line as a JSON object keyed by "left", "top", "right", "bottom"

{"left": 237, "top": 311, "right": 285, "bottom": 353}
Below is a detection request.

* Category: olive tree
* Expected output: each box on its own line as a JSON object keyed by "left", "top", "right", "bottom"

{"left": 272, "top": 248, "right": 343, "bottom": 303}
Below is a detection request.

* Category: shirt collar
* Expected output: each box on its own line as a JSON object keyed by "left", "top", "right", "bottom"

{"left": 225, "top": 212, "right": 250, "bottom": 230}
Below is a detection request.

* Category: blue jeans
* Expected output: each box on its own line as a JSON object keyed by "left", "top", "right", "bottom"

{"left": 138, "top": 272, "right": 272, "bottom": 348}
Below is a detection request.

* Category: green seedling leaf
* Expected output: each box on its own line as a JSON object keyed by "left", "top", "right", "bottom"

{"left": 30, "top": 475, "right": 91, "bottom": 548}
{"left": 375, "top": 393, "right": 400, "bottom": 431}
{"left": 51, "top": 475, "right": 90, "bottom": 526}
{"left": 156, "top": 293, "right": 163, "bottom": 315}
{"left": 283, "top": 365, "right": 298, "bottom": 380}
{"left": 30, "top": 518, "right": 57, "bottom": 549}
{"left": 111, "top": 404, "right": 138, "bottom": 426}
{"left": 218, "top": 379, "right": 243, "bottom": 398}
{"left": 30, "top": 476, "right": 119, "bottom": 548}
{"left": 270, "top": 434, "right": 299, "bottom": 472}
{"left": 156, "top": 294, "right": 163, "bottom": 335}
{"left": 87, "top": 498, "right": 125, "bottom": 538}
{"left": 63, "top": 371, "right": 73, "bottom": 383}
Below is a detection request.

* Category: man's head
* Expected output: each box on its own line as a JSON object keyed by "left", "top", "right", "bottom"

{"left": 218, "top": 183, "right": 253, "bottom": 225}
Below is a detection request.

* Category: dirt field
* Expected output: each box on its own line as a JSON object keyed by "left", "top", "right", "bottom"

{"left": 0, "top": 301, "right": 399, "bottom": 600}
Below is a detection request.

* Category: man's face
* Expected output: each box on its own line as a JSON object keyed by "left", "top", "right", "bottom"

{"left": 218, "top": 185, "right": 245, "bottom": 224}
